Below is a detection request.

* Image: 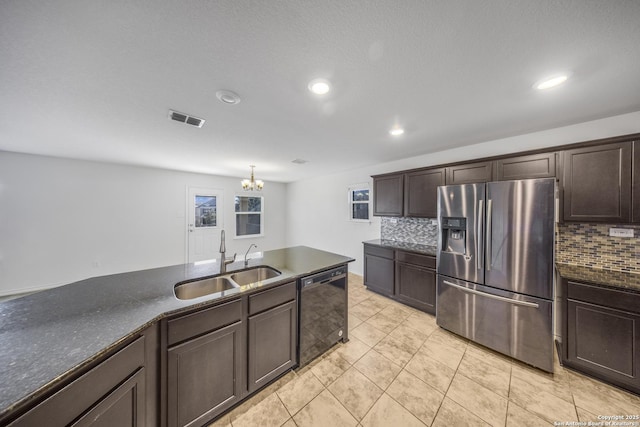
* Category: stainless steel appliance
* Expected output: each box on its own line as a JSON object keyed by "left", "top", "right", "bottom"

{"left": 298, "top": 266, "right": 347, "bottom": 367}
{"left": 436, "top": 178, "right": 555, "bottom": 372}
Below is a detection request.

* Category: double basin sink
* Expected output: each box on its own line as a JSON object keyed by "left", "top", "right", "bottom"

{"left": 174, "top": 266, "right": 281, "bottom": 300}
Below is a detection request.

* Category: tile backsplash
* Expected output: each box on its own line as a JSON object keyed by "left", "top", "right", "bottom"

{"left": 380, "top": 217, "right": 438, "bottom": 246}
{"left": 556, "top": 223, "right": 640, "bottom": 273}
{"left": 380, "top": 217, "right": 639, "bottom": 273}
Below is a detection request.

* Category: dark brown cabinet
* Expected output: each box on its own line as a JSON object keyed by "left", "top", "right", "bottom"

{"left": 633, "top": 141, "right": 640, "bottom": 223}
{"left": 494, "top": 152, "right": 557, "bottom": 181}
{"left": 404, "top": 168, "right": 445, "bottom": 218}
{"left": 247, "top": 282, "right": 297, "bottom": 393}
{"left": 166, "top": 300, "right": 244, "bottom": 427}
{"left": 446, "top": 161, "right": 493, "bottom": 184}
{"left": 364, "top": 244, "right": 436, "bottom": 313}
{"left": 8, "top": 337, "right": 147, "bottom": 427}
{"left": 373, "top": 173, "right": 404, "bottom": 216}
{"left": 562, "top": 141, "right": 632, "bottom": 222}
{"left": 364, "top": 244, "right": 394, "bottom": 296}
{"left": 563, "top": 280, "right": 640, "bottom": 394}
{"left": 394, "top": 250, "right": 436, "bottom": 314}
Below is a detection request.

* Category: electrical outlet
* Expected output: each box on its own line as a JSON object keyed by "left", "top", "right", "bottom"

{"left": 431, "top": 219, "right": 438, "bottom": 226}
{"left": 609, "top": 228, "right": 634, "bottom": 238}
{"left": 389, "top": 218, "right": 398, "bottom": 224}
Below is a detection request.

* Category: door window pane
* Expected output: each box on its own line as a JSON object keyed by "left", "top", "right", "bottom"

{"left": 195, "top": 195, "right": 217, "bottom": 227}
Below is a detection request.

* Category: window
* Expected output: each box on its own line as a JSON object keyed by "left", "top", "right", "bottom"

{"left": 195, "top": 195, "right": 218, "bottom": 227}
{"left": 235, "top": 196, "right": 264, "bottom": 237}
{"left": 348, "top": 185, "right": 370, "bottom": 221}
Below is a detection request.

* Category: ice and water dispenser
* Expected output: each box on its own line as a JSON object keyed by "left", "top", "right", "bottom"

{"left": 440, "top": 217, "right": 467, "bottom": 254}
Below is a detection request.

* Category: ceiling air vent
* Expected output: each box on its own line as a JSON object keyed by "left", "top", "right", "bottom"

{"left": 292, "top": 159, "right": 308, "bottom": 164}
{"left": 168, "top": 110, "right": 205, "bottom": 128}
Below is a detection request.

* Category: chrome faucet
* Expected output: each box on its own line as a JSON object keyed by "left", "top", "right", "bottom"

{"left": 244, "top": 244, "right": 257, "bottom": 267}
{"left": 219, "top": 230, "right": 236, "bottom": 273}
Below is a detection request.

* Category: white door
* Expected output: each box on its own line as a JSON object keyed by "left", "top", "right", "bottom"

{"left": 187, "top": 187, "right": 223, "bottom": 262}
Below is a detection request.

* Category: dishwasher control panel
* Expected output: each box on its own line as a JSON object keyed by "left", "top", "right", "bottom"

{"left": 301, "top": 266, "right": 346, "bottom": 287}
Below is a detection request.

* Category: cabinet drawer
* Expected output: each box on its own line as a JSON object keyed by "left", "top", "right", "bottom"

{"left": 567, "top": 281, "right": 640, "bottom": 315}
{"left": 168, "top": 299, "right": 242, "bottom": 346}
{"left": 363, "top": 244, "right": 394, "bottom": 259}
{"left": 396, "top": 251, "right": 435, "bottom": 269}
{"left": 249, "top": 281, "right": 296, "bottom": 316}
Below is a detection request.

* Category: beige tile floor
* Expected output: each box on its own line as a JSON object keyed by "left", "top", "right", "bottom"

{"left": 211, "top": 274, "right": 640, "bottom": 427}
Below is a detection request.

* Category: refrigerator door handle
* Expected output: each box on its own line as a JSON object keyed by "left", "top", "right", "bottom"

{"left": 476, "top": 199, "right": 484, "bottom": 271}
{"left": 486, "top": 199, "right": 493, "bottom": 271}
{"left": 442, "top": 280, "right": 540, "bottom": 308}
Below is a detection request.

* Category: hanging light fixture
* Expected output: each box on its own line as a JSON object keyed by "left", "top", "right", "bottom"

{"left": 241, "top": 165, "right": 264, "bottom": 191}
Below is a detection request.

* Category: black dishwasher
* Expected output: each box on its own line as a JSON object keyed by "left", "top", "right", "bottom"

{"left": 298, "top": 265, "right": 348, "bottom": 367}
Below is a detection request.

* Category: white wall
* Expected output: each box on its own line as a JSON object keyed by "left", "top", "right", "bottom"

{"left": 0, "top": 152, "right": 287, "bottom": 295}
{"left": 285, "top": 111, "right": 640, "bottom": 275}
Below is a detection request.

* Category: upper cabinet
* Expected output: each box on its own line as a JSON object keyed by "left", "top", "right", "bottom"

{"left": 494, "top": 152, "right": 557, "bottom": 181}
{"left": 373, "top": 173, "right": 404, "bottom": 216}
{"left": 373, "top": 168, "right": 444, "bottom": 218}
{"left": 562, "top": 141, "right": 633, "bottom": 223}
{"left": 446, "top": 161, "right": 493, "bottom": 184}
{"left": 634, "top": 142, "right": 640, "bottom": 223}
{"left": 404, "top": 168, "right": 445, "bottom": 218}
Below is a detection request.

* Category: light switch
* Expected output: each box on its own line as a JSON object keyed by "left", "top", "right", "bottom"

{"left": 609, "top": 228, "right": 634, "bottom": 238}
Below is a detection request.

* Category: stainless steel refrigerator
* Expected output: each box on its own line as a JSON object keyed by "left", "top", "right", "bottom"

{"left": 436, "top": 178, "right": 555, "bottom": 372}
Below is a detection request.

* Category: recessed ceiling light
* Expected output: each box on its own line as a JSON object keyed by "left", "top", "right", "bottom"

{"left": 308, "top": 78, "right": 331, "bottom": 95}
{"left": 216, "top": 90, "right": 241, "bottom": 105}
{"left": 389, "top": 127, "right": 404, "bottom": 136}
{"left": 535, "top": 74, "right": 569, "bottom": 90}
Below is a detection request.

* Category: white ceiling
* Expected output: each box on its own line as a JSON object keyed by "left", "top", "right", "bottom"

{"left": 1, "top": 1, "right": 640, "bottom": 183}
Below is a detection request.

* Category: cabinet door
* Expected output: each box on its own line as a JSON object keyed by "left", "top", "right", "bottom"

{"left": 248, "top": 300, "right": 297, "bottom": 393}
{"left": 364, "top": 253, "right": 394, "bottom": 296}
{"left": 395, "top": 262, "right": 436, "bottom": 314}
{"left": 446, "top": 161, "right": 493, "bottom": 184}
{"left": 633, "top": 141, "right": 639, "bottom": 223}
{"left": 567, "top": 299, "right": 639, "bottom": 393}
{"left": 563, "top": 142, "right": 632, "bottom": 222}
{"left": 72, "top": 369, "right": 146, "bottom": 427}
{"left": 404, "top": 168, "right": 445, "bottom": 218}
{"left": 373, "top": 174, "right": 404, "bottom": 216}
{"left": 495, "top": 152, "right": 557, "bottom": 181}
{"left": 167, "top": 321, "right": 243, "bottom": 427}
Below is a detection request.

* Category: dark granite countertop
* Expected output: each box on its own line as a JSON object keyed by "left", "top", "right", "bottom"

{"left": 0, "top": 246, "right": 353, "bottom": 418}
{"left": 556, "top": 263, "right": 640, "bottom": 293}
{"left": 363, "top": 239, "right": 438, "bottom": 257}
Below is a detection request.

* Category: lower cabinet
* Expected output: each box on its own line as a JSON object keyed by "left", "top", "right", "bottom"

{"left": 563, "top": 279, "right": 640, "bottom": 394}
{"left": 364, "top": 244, "right": 395, "bottom": 296}
{"left": 248, "top": 299, "right": 297, "bottom": 393}
{"left": 8, "top": 335, "right": 149, "bottom": 427}
{"left": 395, "top": 251, "right": 436, "bottom": 314}
{"left": 165, "top": 299, "right": 244, "bottom": 427}
{"left": 364, "top": 244, "right": 436, "bottom": 314}
{"left": 164, "top": 281, "right": 298, "bottom": 427}
{"left": 167, "top": 321, "right": 243, "bottom": 427}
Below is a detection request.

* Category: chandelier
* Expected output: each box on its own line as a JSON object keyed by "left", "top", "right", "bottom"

{"left": 241, "top": 165, "right": 264, "bottom": 191}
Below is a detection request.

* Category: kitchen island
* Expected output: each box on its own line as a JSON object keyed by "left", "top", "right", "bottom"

{"left": 0, "top": 246, "right": 353, "bottom": 425}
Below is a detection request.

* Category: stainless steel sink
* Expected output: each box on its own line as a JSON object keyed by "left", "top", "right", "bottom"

{"left": 174, "top": 276, "right": 239, "bottom": 300}
{"left": 230, "top": 267, "right": 281, "bottom": 286}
